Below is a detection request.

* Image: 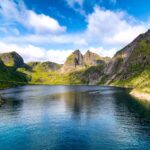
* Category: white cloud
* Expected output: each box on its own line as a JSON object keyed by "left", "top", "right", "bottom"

{"left": 85, "top": 47, "right": 116, "bottom": 58}
{"left": 1, "top": 33, "right": 87, "bottom": 47}
{"left": 0, "top": 1, "right": 150, "bottom": 63}
{"left": 0, "top": 42, "right": 74, "bottom": 64}
{"left": 86, "top": 6, "right": 149, "bottom": 47}
{"left": 0, "top": 0, "right": 66, "bottom": 34}
{"left": 0, "top": 41, "right": 116, "bottom": 64}
{"left": 28, "top": 11, "right": 66, "bottom": 33}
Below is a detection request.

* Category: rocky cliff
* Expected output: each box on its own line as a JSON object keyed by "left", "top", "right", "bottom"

{"left": 61, "top": 49, "right": 108, "bottom": 73}
{"left": 1, "top": 30, "right": 150, "bottom": 91}
{"left": 61, "top": 50, "right": 84, "bottom": 72}
{"left": 83, "top": 50, "right": 105, "bottom": 66}
{"left": 0, "top": 51, "right": 24, "bottom": 68}
{"left": 103, "top": 29, "right": 150, "bottom": 85}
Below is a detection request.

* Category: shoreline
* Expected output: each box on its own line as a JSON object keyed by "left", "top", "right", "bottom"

{"left": 1, "top": 83, "right": 150, "bottom": 103}
{"left": 130, "top": 90, "right": 150, "bottom": 102}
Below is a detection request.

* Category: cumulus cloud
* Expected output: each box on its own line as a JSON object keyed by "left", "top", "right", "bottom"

{"left": 85, "top": 47, "right": 116, "bottom": 58}
{"left": 1, "top": 33, "right": 87, "bottom": 47}
{"left": 0, "top": 0, "right": 66, "bottom": 34}
{"left": 0, "top": 1, "right": 150, "bottom": 63}
{"left": 0, "top": 41, "right": 116, "bottom": 63}
{"left": 0, "top": 42, "right": 74, "bottom": 63}
{"left": 86, "top": 6, "right": 149, "bottom": 47}
{"left": 28, "top": 11, "right": 66, "bottom": 33}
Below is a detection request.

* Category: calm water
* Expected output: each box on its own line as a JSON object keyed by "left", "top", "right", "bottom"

{"left": 0, "top": 85, "right": 150, "bottom": 150}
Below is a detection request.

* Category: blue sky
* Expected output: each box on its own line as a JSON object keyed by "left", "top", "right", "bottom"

{"left": 0, "top": 0, "right": 150, "bottom": 63}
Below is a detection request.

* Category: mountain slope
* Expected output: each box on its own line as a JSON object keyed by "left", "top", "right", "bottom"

{"left": 83, "top": 50, "right": 105, "bottom": 66}
{"left": 103, "top": 29, "right": 150, "bottom": 83}
{"left": 105, "top": 29, "right": 150, "bottom": 77}
{"left": 0, "top": 52, "right": 28, "bottom": 88}
{"left": 1, "top": 30, "right": 150, "bottom": 101}
{"left": 28, "top": 61, "right": 61, "bottom": 72}
{"left": 99, "top": 29, "right": 150, "bottom": 99}
{"left": 0, "top": 51, "right": 24, "bottom": 68}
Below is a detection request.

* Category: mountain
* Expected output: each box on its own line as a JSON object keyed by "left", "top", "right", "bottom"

{"left": 83, "top": 50, "right": 105, "bottom": 66}
{"left": 1, "top": 30, "right": 150, "bottom": 100}
{"left": 96, "top": 29, "right": 150, "bottom": 100}
{"left": 61, "top": 49, "right": 108, "bottom": 73}
{"left": 103, "top": 29, "right": 150, "bottom": 84}
{"left": 0, "top": 51, "right": 24, "bottom": 68}
{"left": 28, "top": 61, "right": 61, "bottom": 72}
{"left": 0, "top": 52, "right": 28, "bottom": 88}
{"left": 105, "top": 29, "right": 150, "bottom": 76}
{"left": 61, "top": 50, "right": 84, "bottom": 72}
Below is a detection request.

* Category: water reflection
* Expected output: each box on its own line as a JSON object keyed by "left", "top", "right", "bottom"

{"left": 0, "top": 85, "right": 149, "bottom": 150}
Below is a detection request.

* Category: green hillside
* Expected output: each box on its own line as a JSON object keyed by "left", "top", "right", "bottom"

{"left": 1, "top": 30, "right": 150, "bottom": 101}
{"left": 0, "top": 52, "right": 27, "bottom": 89}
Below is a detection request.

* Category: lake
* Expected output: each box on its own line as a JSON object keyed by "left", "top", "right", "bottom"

{"left": 0, "top": 85, "right": 150, "bottom": 150}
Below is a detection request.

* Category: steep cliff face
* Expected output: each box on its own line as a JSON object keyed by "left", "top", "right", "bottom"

{"left": 104, "top": 29, "right": 150, "bottom": 83}
{"left": 61, "top": 50, "right": 84, "bottom": 72}
{"left": 83, "top": 50, "right": 105, "bottom": 66}
{"left": 1, "top": 29, "right": 150, "bottom": 89}
{"left": 0, "top": 51, "right": 24, "bottom": 68}
{"left": 65, "top": 50, "right": 84, "bottom": 67}
{"left": 61, "top": 49, "right": 108, "bottom": 73}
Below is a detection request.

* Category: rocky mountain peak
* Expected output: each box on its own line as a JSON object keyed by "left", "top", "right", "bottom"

{"left": 64, "top": 49, "right": 84, "bottom": 67}
{"left": 105, "top": 29, "right": 150, "bottom": 79}
{"left": 83, "top": 50, "right": 104, "bottom": 66}
{"left": 0, "top": 51, "right": 24, "bottom": 68}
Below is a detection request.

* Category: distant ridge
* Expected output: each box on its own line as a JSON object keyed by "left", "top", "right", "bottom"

{"left": 1, "top": 29, "right": 150, "bottom": 100}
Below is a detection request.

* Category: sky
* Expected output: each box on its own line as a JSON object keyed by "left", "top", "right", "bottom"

{"left": 0, "top": 0, "right": 150, "bottom": 63}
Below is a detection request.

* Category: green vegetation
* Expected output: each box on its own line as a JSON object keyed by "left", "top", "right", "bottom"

{"left": 111, "top": 66, "right": 150, "bottom": 93}
{"left": 1, "top": 30, "right": 150, "bottom": 102}
{"left": 65, "top": 54, "right": 76, "bottom": 65}
{"left": 0, "top": 66, "right": 27, "bottom": 89}
{"left": 0, "top": 51, "right": 24, "bottom": 68}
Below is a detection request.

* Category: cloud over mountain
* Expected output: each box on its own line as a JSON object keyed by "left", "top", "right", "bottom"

{"left": 0, "top": 0, "right": 149, "bottom": 63}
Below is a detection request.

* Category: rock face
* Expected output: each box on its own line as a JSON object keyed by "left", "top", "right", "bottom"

{"left": 1, "top": 29, "right": 150, "bottom": 87}
{"left": 65, "top": 50, "right": 84, "bottom": 67}
{"left": 104, "top": 29, "right": 150, "bottom": 82}
{"left": 61, "top": 50, "right": 84, "bottom": 72}
{"left": 83, "top": 50, "right": 105, "bottom": 66}
{"left": 61, "top": 49, "right": 108, "bottom": 73}
{"left": 0, "top": 51, "right": 24, "bottom": 68}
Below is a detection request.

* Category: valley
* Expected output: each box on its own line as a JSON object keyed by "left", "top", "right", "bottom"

{"left": 1, "top": 30, "right": 150, "bottom": 101}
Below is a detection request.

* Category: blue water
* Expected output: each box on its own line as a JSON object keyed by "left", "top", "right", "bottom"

{"left": 0, "top": 85, "right": 150, "bottom": 150}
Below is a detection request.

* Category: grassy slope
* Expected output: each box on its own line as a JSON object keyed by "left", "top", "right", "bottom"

{"left": 0, "top": 64, "right": 28, "bottom": 89}
{"left": 109, "top": 38, "right": 150, "bottom": 94}
{"left": 17, "top": 64, "right": 104, "bottom": 85}
{"left": 0, "top": 69, "right": 27, "bottom": 89}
